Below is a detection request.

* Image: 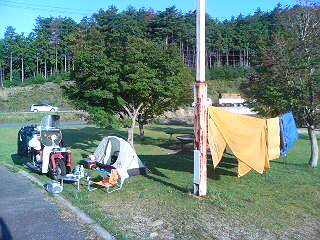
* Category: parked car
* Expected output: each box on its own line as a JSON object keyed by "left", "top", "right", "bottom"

{"left": 30, "top": 104, "right": 59, "bottom": 112}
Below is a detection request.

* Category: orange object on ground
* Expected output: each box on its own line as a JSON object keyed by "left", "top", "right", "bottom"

{"left": 208, "top": 107, "right": 280, "bottom": 177}
{"left": 94, "top": 170, "right": 119, "bottom": 187}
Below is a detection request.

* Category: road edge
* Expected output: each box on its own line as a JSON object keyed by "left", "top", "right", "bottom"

{"left": 2, "top": 163, "right": 115, "bottom": 240}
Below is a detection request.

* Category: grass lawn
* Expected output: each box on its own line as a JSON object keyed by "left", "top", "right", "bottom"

{"left": 0, "top": 125, "right": 319, "bottom": 239}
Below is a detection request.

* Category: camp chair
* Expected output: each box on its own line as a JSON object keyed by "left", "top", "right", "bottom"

{"left": 87, "top": 169, "right": 128, "bottom": 193}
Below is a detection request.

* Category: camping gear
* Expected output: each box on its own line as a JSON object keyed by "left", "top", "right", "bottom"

{"left": 60, "top": 165, "right": 84, "bottom": 192}
{"left": 17, "top": 114, "right": 73, "bottom": 180}
{"left": 61, "top": 174, "right": 81, "bottom": 192}
{"left": 87, "top": 168, "right": 129, "bottom": 193}
{"left": 92, "top": 136, "right": 146, "bottom": 176}
{"left": 17, "top": 125, "right": 38, "bottom": 156}
{"left": 208, "top": 107, "right": 281, "bottom": 177}
{"left": 46, "top": 180, "right": 63, "bottom": 194}
{"left": 280, "top": 112, "right": 299, "bottom": 157}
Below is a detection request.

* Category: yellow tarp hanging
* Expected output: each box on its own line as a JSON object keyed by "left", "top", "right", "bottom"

{"left": 266, "top": 117, "right": 281, "bottom": 161}
{"left": 208, "top": 107, "right": 280, "bottom": 177}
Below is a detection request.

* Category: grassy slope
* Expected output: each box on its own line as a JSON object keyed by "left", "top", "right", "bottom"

{"left": 0, "top": 126, "right": 319, "bottom": 239}
{"left": 0, "top": 112, "right": 88, "bottom": 124}
{"left": 0, "top": 82, "right": 73, "bottom": 112}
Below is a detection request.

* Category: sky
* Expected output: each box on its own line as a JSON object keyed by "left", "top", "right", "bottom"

{"left": 0, "top": 0, "right": 297, "bottom": 38}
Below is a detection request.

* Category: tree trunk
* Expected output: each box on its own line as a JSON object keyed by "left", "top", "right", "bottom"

{"left": 10, "top": 52, "right": 12, "bottom": 82}
{"left": 246, "top": 48, "right": 249, "bottom": 67}
{"left": 138, "top": 114, "right": 145, "bottom": 141}
{"left": 0, "top": 63, "right": 3, "bottom": 88}
{"left": 124, "top": 104, "right": 143, "bottom": 147}
{"left": 64, "top": 55, "right": 67, "bottom": 72}
{"left": 308, "top": 126, "right": 318, "bottom": 168}
{"left": 165, "top": 35, "right": 168, "bottom": 49}
{"left": 44, "top": 60, "right": 47, "bottom": 79}
{"left": 226, "top": 50, "right": 229, "bottom": 66}
{"left": 127, "top": 126, "right": 134, "bottom": 147}
{"left": 21, "top": 57, "right": 24, "bottom": 83}
{"left": 55, "top": 47, "right": 58, "bottom": 73}
{"left": 68, "top": 56, "right": 70, "bottom": 72}
{"left": 217, "top": 49, "right": 221, "bottom": 67}
{"left": 36, "top": 56, "right": 39, "bottom": 75}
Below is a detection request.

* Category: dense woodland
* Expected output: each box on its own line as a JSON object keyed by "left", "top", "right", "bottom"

{"left": 0, "top": 5, "right": 284, "bottom": 87}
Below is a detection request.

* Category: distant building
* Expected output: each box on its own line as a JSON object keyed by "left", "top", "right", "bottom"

{"left": 218, "top": 93, "right": 245, "bottom": 106}
{"left": 218, "top": 93, "right": 256, "bottom": 115}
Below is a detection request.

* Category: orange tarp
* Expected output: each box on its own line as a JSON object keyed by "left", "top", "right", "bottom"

{"left": 208, "top": 107, "right": 280, "bottom": 177}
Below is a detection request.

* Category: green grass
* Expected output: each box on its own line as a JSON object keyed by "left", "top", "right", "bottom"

{"left": 0, "top": 125, "right": 319, "bottom": 239}
{"left": 0, "top": 112, "right": 88, "bottom": 124}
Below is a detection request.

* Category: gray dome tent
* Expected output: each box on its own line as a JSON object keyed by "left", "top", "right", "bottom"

{"left": 93, "top": 136, "right": 146, "bottom": 176}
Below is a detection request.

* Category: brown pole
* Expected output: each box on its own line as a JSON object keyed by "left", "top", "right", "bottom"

{"left": 194, "top": 0, "right": 208, "bottom": 196}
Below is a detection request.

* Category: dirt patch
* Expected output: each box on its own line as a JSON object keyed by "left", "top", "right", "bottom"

{"left": 58, "top": 204, "right": 103, "bottom": 240}
{"left": 96, "top": 197, "right": 320, "bottom": 240}
{"left": 280, "top": 216, "right": 320, "bottom": 240}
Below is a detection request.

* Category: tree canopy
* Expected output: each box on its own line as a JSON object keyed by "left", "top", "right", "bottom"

{"left": 241, "top": 2, "right": 320, "bottom": 167}
{"left": 65, "top": 23, "right": 193, "bottom": 144}
{"left": 0, "top": 5, "right": 291, "bottom": 86}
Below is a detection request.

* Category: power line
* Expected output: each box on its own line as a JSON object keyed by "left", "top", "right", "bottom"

{"left": 1, "top": 0, "right": 96, "bottom": 12}
{"left": 0, "top": 0, "right": 96, "bottom": 16}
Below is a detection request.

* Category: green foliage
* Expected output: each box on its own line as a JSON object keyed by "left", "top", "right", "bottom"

{"left": 65, "top": 25, "right": 193, "bottom": 128}
{"left": 0, "top": 5, "right": 293, "bottom": 88}
{"left": 47, "top": 72, "right": 70, "bottom": 83}
{"left": 241, "top": 3, "right": 320, "bottom": 129}
{"left": 88, "top": 108, "right": 120, "bottom": 129}
{"left": 208, "top": 66, "right": 247, "bottom": 81}
{"left": 27, "top": 75, "right": 46, "bottom": 85}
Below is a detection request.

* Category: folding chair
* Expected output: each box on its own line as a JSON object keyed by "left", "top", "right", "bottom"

{"left": 87, "top": 169, "right": 127, "bottom": 193}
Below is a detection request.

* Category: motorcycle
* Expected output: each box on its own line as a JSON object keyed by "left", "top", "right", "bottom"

{"left": 17, "top": 115, "right": 73, "bottom": 180}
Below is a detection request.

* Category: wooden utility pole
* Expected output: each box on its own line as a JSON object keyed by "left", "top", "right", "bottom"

{"left": 194, "top": 0, "right": 208, "bottom": 196}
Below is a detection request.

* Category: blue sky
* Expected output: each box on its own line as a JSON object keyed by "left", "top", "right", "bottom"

{"left": 0, "top": 0, "right": 296, "bottom": 38}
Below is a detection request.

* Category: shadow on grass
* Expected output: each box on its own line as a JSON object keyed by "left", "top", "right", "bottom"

{"left": 148, "top": 125, "right": 193, "bottom": 134}
{"left": 271, "top": 159, "right": 310, "bottom": 169}
{"left": 11, "top": 154, "right": 26, "bottom": 166}
{"left": 141, "top": 152, "right": 237, "bottom": 191}
{"left": 61, "top": 126, "right": 238, "bottom": 193}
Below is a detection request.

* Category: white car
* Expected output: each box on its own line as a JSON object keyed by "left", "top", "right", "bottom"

{"left": 30, "top": 104, "right": 59, "bottom": 112}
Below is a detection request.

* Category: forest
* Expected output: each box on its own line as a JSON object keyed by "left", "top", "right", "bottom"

{"left": 0, "top": 4, "right": 284, "bottom": 87}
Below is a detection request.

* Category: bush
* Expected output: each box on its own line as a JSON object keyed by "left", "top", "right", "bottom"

{"left": 208, "top": 66, "right": 247, "bottom": 81}
{"left": 88, "top": 107, "right": 120, "bottom": 129}
{"left": 47, "top": 73, "right": 70, "bottom": 83}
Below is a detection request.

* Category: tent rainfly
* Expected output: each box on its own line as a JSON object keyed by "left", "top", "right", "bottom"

{"left": 93, "top": 136, "right": 146, "bottom": 176}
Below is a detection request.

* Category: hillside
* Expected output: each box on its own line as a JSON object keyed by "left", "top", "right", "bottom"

{"left": 0, "top": 82, "right": 74, "bottom": 112}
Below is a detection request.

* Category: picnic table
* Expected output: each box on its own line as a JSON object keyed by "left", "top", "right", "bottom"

{"left": 165, "top": 129, "right": 194, "bottom": 141}
{"left": 176, "top": 135, "right": 194, "bottom": 149}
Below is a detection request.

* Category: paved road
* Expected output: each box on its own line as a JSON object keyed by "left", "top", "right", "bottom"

{"left": 0, "top": 166, "right": 94, "bottom": 240}
{"left": 0, "top": 111, "right": 82, "bottom": 115}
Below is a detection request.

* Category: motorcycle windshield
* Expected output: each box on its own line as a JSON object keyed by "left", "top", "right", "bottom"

{"left": 40, "top": 115, "right": 60, "bottom": 130}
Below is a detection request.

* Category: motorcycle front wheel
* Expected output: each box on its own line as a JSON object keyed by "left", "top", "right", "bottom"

{"left": 49, "top": 159, "right": 66, "bottom": 180}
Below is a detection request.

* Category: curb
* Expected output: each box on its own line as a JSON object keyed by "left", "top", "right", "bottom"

{"left": 3, "top": 164, "right": 114, "bottom": 240}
